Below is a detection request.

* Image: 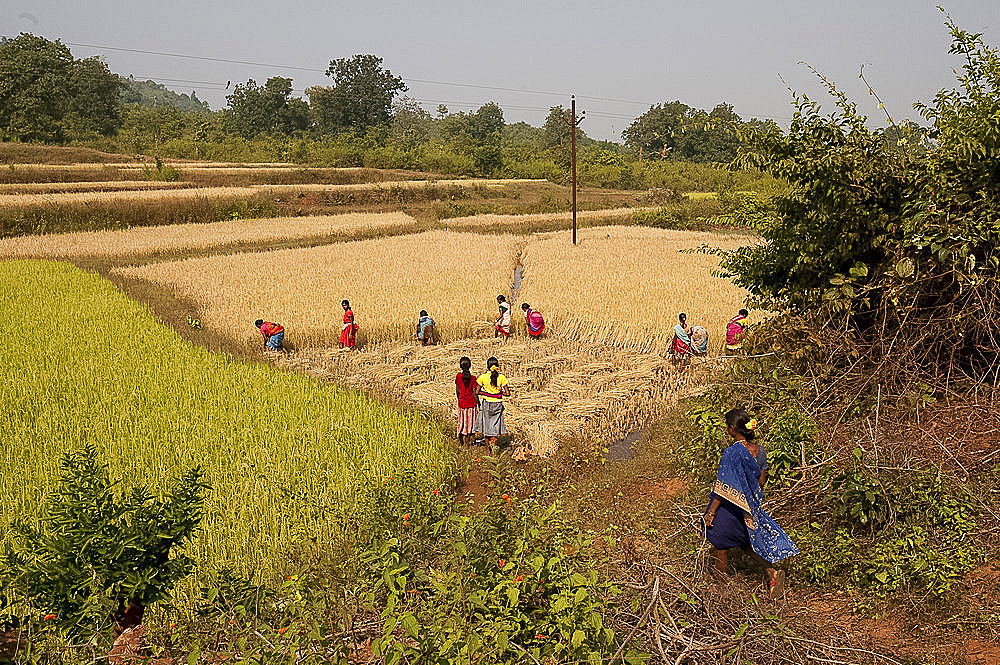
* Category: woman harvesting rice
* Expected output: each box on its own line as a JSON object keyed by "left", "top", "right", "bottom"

{"left": 671, "top": 312, "right": 692, "bottom": 360}
{"left": 703, "top": 408, "right": 798, "bottom": 597}
{"left": 475, "top": 356, "right": 509, "bottom": 446}
{"left": 495, "top": 295, "right": 511, "bottom": 338}
{"left": 521, "top": 302, "right": 545, "bottom": 337}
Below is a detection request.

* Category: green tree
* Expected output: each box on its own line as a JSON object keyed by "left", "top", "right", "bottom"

{"left": 310, "top": 54, "right": 406, "bottom": 135}
{"left": 0, "top": 34, "right": 122, "bottom": 142}
{"left": 675, "top": 102, "right": 743, "bottom": 163}
{"left": 119, "top": 76, "right": 211, "bottom": 112}
{"left": 390, "top": 96, "right": 433, "bottom": 149}
{"left": 440, "top": 102, "right": 505, "bottom": 175}
{"left": 224, "top": 76, "right": 309, "bottom": 139}
{"left": 622, "top": 100, "right": 693, "bottom": 157}
{"left": 117, "top": 104, "right": 187, "bottom": 153}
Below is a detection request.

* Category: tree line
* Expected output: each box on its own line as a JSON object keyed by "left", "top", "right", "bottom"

{"left": 0, "top": 33, "right": 924, "bottom": 186}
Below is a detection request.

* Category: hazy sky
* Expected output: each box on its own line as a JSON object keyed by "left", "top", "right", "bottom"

{"left": 4, "top": 1, "right": 999, "bottom": 141}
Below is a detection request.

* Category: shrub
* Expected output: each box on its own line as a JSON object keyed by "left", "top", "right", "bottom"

{"left": 1, "top": 444, "right": 207, "bottom": 643}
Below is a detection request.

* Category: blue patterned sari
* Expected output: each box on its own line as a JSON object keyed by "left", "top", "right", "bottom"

{"left": 705, "top": 442, "right": 799, "bottom": 563}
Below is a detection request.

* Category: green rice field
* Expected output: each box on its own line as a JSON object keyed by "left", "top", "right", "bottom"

{"left": 0, "top": 260, "right": 454, "bottom": 580}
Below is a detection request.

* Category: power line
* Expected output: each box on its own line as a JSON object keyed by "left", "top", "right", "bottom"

{"left": 63, "top": 39, "right": 792, "bottom": 121}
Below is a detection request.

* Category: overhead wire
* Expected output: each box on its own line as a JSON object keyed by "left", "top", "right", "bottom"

{"left": 60, "top": 39, "right": 794, "bottom": 122}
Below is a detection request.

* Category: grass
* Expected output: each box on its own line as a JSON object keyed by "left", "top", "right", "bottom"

{"left": 0, "top": 142, "right": 133, "bottom": 164}
{"left": 113, "top": 229, "right": 523, "bottom": 347}
{"left": 0, "top": 193, "right": 280, "bottom": 237}
{"left": 0, "top": 260, "right": 454, "bottom": 580}
{"left": 0, "top": 212, "right": 419, "bottom": 260}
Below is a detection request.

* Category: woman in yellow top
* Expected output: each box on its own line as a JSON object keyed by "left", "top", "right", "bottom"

{"left": 474, "top": 356, "right": 510, "bottom": 445}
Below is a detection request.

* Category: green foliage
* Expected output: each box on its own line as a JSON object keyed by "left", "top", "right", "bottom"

{"left": 353, "top": 470, "right": 645, "bottom": 665}
{"left": 2, "top": 444, "right": 207, "bottom": 641}
{"left": 224, "top": 77, "right": 310, "bottom": 139}
{"left": 630, "top": 198, "right": 722, "bottom": 231}
{"left": 623, "top": 101, "right": 767, "bottom": 163}
{"left": 310, "top": 54, "right": 407, "bottom": 135}
{"left": 713, "top": 190, "right": 780, "bottom": 230}
{"left": 120, "top": 76, "right": 210, "bottom": 112}
{"left": 719, "top": 16, "right": 1000, "bottom": 379}
{"left": 0, "top": 34, "right": 123, "bottom": 142}
{"left": 140, "top": 156, "right": 179, "bottom": 181}
{"left": 680, "top": 361, "right": 819, "bottom": 488}
{"left": 792, "top": 462, "right": 979, "bottom": 598}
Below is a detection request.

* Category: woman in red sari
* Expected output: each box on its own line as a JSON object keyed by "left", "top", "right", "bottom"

{"left": 339, "top": 299, "right": 358, "bottom": 349}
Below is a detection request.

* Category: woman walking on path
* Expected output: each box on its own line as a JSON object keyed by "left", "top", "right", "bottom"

{"left": 340, "top": 299, "right": 358, "bottom": 349}
{"left": 495, "top": 295, "right": 511, "bottom": 338}
{"left": 475, "top": 356, "right": 509, "bottom": 446}
{"left": 703, "top": 408, "right": 798, "bottom": 597}
{"left": 455, "top": 356, "right": 479, "bottom": 446}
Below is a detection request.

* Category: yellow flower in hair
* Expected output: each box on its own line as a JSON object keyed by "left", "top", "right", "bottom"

{"left": 747, "top": 418, "right": 759, "bottom": 431}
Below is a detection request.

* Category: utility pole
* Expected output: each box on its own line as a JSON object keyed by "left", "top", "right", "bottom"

{"left": 562, "top": 96, "right": 585, "bottom": 245}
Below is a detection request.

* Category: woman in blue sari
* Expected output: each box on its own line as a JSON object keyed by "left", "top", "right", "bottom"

{"left": 703, "top": 408, "right": 799, "bottom": 596}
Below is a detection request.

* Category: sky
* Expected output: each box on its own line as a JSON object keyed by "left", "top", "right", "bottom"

{"left": 4, "top": 1, "right": 999, "bottom": 141}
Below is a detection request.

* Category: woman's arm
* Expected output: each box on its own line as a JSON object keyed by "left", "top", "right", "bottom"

{"left": 703, "top": 496, "right": 722, "bottom": 527}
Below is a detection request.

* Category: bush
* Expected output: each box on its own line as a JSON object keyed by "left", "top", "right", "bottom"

{"left": 140, "top": 157, "right": 179, "bottom": 181}
{"left": 1, "top": 444, "right": 207, "bottom": 643}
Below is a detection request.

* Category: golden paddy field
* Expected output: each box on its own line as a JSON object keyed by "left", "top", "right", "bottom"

{"left": 4, "top": 158, "right": 750, "bottom": 457}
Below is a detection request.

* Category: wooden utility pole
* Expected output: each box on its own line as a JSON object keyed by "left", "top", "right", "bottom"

{"left": 563, "top": 96, "right": 585, "bottom": 245}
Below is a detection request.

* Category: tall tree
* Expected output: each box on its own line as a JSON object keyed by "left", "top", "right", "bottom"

{"left": 675, "top": 102, "right": 743, "bottom": 163}
{"left": 310, "top": 54, "right": 406, "bottom": 135}
{"left": 621, "top": 101, "right": 693, "bottom": 157}
{"left": 390, "top": 96, "right": 433, "bottom": 149}
{"left": 0, "top": 34, "right": 122, "bottom": 142}
{"left": 224, "top": 77, "right": 309, "bottom": 138}
{"left": 440, "top": 102, "right": 506, "bottom": 174}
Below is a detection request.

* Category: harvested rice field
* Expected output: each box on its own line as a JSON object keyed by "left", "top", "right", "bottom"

{"left": 3, "top": 158, "right": 750, "bottom": 459}
{"left": 115, "top": 230, "right": 523, "bottom": 346}
{"left": 517, "top": 225, "right": 753, "bottom": 354}
{"left": 115, "top": 225, "right": 749, "bottom": 353}
{"left": 279, "top": 337, "right": 717, "bottom": 457}
{"left": 0, "top": 212, "right": 419, "bottom": 260}
{"left": 442, "top": 206, "right": 657, "bottom": 231}
{"left": 0, "top": 178, "right": 537, "bottom": 208}
{"left": 0, "top": 180, "right": 196, "bottom": 194}
{"left": 112, "top": 223, "right": 750, "bottom": 455}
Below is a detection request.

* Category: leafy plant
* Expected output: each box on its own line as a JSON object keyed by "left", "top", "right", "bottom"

{"left": 354, "top": 468, "right": 647, "bottom": 665}
{"left": 2, "top": 444, "right": 207, "bottom": 642}
{"left": 140, "top": 157, "right": 180, "bottom": 181}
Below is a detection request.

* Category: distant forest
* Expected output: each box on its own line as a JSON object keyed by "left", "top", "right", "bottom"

{"left": 119, "top": 76, "right": 210, "bottom": 113}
